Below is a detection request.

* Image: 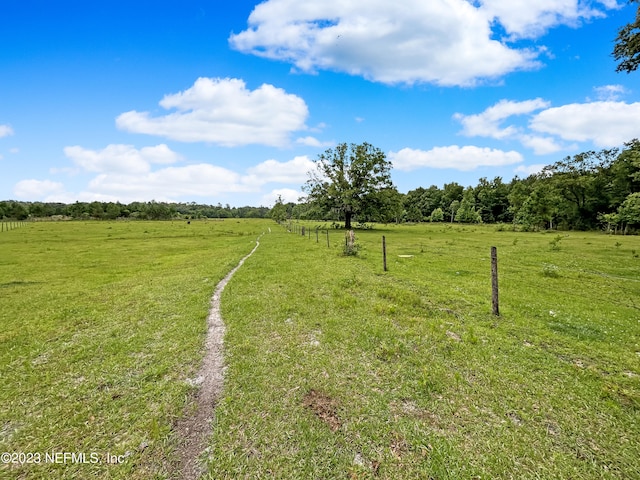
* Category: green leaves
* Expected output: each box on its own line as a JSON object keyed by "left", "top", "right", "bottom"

{"left": 303, "top": 142, "right": 395, "bottom": 228}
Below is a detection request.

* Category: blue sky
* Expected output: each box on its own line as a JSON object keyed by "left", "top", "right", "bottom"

{"left": 1, "top": 0, "right": 639, "bottom": 207}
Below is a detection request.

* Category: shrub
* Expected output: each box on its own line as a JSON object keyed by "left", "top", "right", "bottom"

{"left": 542, "top": 263, "right": 560, "bottom": 277}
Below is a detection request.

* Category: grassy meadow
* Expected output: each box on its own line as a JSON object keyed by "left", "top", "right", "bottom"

{"left": 0, "top": 219, "right": 265, "bottom": 479}
{"left": 1, "top": 219, "right": 639, "bottom": 479}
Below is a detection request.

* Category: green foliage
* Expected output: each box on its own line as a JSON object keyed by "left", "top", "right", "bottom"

{"left": 613, "top": 0, "right": 640, "bottom": 73}
{"left": 430, "top": 207, "right": 444, "bottom": 222}
{"left": 618, "top": 192, "right": 640, "bottom": 229}
{"left": 549, "top": 234, "right": 564, "bottom": 250}
{"left": 455, "top": 187, "right": 482, "bottom": 223}
{"left": 303, "top": 142, "right": 395, "bottom": 229}
{"left": 542, "top": 263, "right": 560, "bottom": 277}
{"left": 269, "top": 195, "right": 288, "bottom": 223}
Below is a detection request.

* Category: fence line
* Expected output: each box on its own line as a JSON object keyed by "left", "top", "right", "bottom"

{"left": 1, "top": 220, "right": 28, "bottom": 233}
{"left": 281, "top": 222, "right": 503, "bottom": 316}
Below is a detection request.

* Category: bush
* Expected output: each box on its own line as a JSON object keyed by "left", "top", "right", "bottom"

{"left": 542, "top": 263, "right": 560, "bottom": 277}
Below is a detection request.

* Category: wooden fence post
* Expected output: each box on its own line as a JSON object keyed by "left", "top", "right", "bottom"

{"left": 382, "top": 235, "right": 387, "bottom": 272}
{"left": 326, "top": 230, "right": 330, "bottom": 248}
{"left": 491, "top": 246, "right": 499, "bottom": 316}
{"left": 316, "top": 227, "right": 319, "bottom": 243}
{"left": 301, "top": 226, "right": 305, "bottom": 237}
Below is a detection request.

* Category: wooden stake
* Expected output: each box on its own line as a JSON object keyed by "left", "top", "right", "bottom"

{"left": 491, "top": 246, "right": 499, "bottom": 316}
{"left": 382, "top": 235, "right": 387, "bottom": 272}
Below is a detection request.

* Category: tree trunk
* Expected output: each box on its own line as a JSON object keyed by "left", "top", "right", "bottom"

{"left": 345, "top": 211, "right": 352, "bottom": 230}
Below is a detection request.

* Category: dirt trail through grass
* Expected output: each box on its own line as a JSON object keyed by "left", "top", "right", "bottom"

{"left": 174, "top": 235, "right": 262, "bottom": 480}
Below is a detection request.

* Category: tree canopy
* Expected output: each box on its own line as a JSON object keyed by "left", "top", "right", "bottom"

{"left": 613, "top": 0, "right": 640, "bottom": 73}
{"left": 302, "top": 142, "right": 395, "bottom": 229}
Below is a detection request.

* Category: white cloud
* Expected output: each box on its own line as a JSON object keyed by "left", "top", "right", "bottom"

{"left": 455, "top": 98, "right": 550, "bottom": 138}
{"left": 85, "top": 164, "right": 250, "bottom": 202}
{"left": 261, "top": 188, "right": 303, "bottom": 207}
{"left": 244, "top": 156, "right": 315, "bottom": 186}
{"left": 456, "top": 98, "right": 640, "bottom": 152}
{"left": 530, "top": 101, "right": 640, "bottom": 147}
{"left": 389, "top": 145, "right": 523, "bottom": 171}
{"left": 9, "top": 148, "right": 19, "bottom": 154}
{"left": 64, "top": 144, "right": 182, "bottom": 174}
{"left": 592, "top": 84, "right": 627, "bottom": 102}
{"left": 25, "top": 144, "right": 319, "bottom": 203}
{"left": 514, "top": 164, "right": 546, "bottom": 176}
{"left": 0, "top": 125, "right": 14, "bottom": 138}
{"left": 229, "top": 0, "right": 540, "bottom": 86}
{"left": 479, "top": 0, "right": 619, "bottom": 39}
{"left": 518, "top": 134, "right": 565, "bottom": 155}
{"left": 295, "top": 136, "right": 334, "bottom": 147}
{"left": 116, "top": 77, "right": 309, "bottom": 147}
{"left": 13, "top": 179, "right": 66, "bottom": 200}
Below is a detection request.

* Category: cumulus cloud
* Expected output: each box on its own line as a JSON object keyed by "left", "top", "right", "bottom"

{"left": 64, "top": 144, "right": 182, "bottom": 174}
{"left": 296, "top": 136, "right": 333, "bottom": 147}
{"left": 86, "top": 164, "right": 250, "bottom": 201}
{"left": 592, "top": 84, "right": 628, "bottom": 102}
{"left": 116, "top": 77, "right": 309, "bottom": 147}
{"left": 0, "top": 125, "right": 14, "bottom": 138}
{"left": 478, "top": 0, "right": 619, "bottom": 39}
{"left": 229, "top": 0, "right": 619, "bottom": 86}
{"left": 261, "top": 188, "right": 303, "bottom": 207}
{"left": 529, "top": 101, "right": 640, "bottom": 147}
{"left": 229, "top": 0, "right": 539, "bottom": 86}
{"left": 389, "top": 145, "right": 523, "bottom": 171}
{"left": 32, "top": 144, "right": 319, "bottom": 203}
{"left": 455, "top": 98, "right": 550, "bottom": 139}
{"left": 456, "top": 98, "right": 640, "bottom": 152}
{"left": 13, "top": 179, "right": 66, "bottom": 200}
{"left": 518, "top": 134, "right": 565, "bottom": 155}
{"left": 244, "top": 156, "right": 315, "bottom": 186}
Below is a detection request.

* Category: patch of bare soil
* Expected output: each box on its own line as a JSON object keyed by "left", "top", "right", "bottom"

{"left": 172, "top": 237, "right": 261, "bottom": 480}
{"left": 302, "top": 389, "right": 341, "bottom": 432}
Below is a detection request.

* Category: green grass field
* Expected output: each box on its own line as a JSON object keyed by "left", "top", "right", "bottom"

{"left": 1, "top": 220, "right": 639, "bottom": 479}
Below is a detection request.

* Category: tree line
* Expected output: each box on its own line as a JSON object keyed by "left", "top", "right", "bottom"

{"left": 4, "top": 139, "right": 639, "bottom": 232}
{"left": 0, "top": 200, "right": 270, "bottom": 221}
{"left": 274, "top": 140, "right": 640, "bottom": 233}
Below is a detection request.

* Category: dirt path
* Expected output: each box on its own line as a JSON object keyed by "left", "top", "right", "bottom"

{"left": 173, "top": 236, "right": 262, "bottom": 480}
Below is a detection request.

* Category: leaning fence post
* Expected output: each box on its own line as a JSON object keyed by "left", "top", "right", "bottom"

{"left": 382, "top": 235, "right": 387, "bottom": 272}
{"left": 491, "top": 246, "right": 499, "bottom": 316}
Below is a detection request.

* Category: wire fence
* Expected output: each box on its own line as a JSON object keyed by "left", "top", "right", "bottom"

{"left": 1, "top": 220, "right": 28, "bottom": 233}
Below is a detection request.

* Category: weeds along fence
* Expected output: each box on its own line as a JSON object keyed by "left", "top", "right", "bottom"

{"left": 280, "top": 220, "right": 502, "bottom": 316}
{"left": 1, "top": 220, "right": 28, "bottom": 233}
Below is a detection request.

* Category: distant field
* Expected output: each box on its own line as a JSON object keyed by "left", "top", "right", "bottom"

{"left": 1, "top": 220, "right": 639, "bottom": 479}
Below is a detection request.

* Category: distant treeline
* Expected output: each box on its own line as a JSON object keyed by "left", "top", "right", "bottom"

{"left": 275, "top": 140, "right": 640, "bottom": 232}
{"left": 0, "top": 200, "right": 270, "bottom": 221}
{"left": 4, "top": 141, "right": 640, "bottom": 232}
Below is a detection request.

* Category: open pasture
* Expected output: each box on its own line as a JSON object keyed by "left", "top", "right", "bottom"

{"left": 211, "top": 222, "right": 640, "bottom": 479}
{"left": 1, "top": 220, "right": 639, "bottom": 479}
{"left": 0, "top": 219, "right": 265, "bottom": 479}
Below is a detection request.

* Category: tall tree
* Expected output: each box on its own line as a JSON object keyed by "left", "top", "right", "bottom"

{"left": 269, "top": 195, "right": 287, "bottom": 223}
{"left": 303, "top": 142, "right": 394, "bottom": 229}
{"left": 613, "top": 0, "right": 640, "bottom": 73}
